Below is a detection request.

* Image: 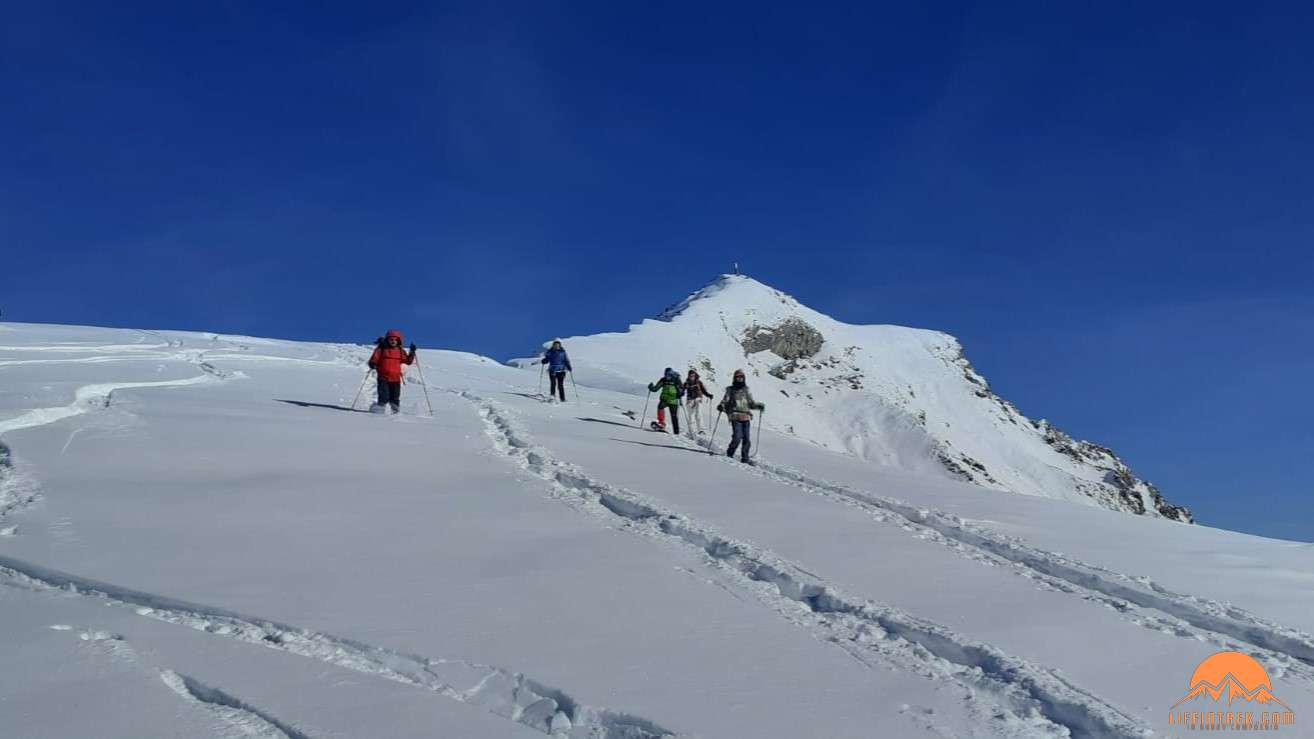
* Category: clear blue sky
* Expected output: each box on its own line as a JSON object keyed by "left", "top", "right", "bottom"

{"left": 3, "top": 2, "right": 1311, "bottom": 540}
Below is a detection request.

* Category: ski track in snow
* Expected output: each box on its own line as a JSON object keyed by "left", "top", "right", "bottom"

{"left": 451, "top": 388, "right": 1152, "bottom": 739}
{"left": 699, "top": 445, "right": 1314, "bottom": 682}
{"left": 0, "top": 557, "right": 677, "bottom": 739}
{"left": 160, "top": 670, "right": 316, "bottom": 739}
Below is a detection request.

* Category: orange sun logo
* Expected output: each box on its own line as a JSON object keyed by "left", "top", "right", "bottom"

{"left": 1169, "top": 651, "right": 1296, "bottom": 731}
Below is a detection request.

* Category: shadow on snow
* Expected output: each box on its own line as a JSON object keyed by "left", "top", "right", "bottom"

{"left": 274, "top": 399, "right": 366, "bottom": 414}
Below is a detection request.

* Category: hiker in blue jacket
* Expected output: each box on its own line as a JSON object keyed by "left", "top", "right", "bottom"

{"left": 540, "top": 340, "right": 573, "bottom": 402}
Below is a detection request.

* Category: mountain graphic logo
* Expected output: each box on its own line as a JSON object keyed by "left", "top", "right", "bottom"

{"left": 1169, "top": 651, "right": 1296, "bottom": 731}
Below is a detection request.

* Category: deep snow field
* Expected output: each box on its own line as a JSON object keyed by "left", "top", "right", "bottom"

{"left": 1, "top": 320, "right": 1312, "bottom": 738}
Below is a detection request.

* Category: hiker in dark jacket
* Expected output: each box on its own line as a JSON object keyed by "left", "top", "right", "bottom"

{"left": 647, "top": 367, "right": 684, "bottom": 434}
{"left": 368, "top": 329, "right": 416, "bottom": 413}
{"left": 717, "top": 369, "right": 764, "bottom": 462}
{"left": 540, "top": 341, "right": 572, "bottom": 402}
{"left": 682, "top": 369, "right": 714, "bottom": 437}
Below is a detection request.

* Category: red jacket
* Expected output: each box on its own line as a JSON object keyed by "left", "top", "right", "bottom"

{"left": 369, "top": 330, "right": 414, "bottom": 382}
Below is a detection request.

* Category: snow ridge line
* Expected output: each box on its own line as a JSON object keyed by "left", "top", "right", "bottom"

{"left": 733, "top": 454, "right": 1314, "bottom": 674}
{"left": 0, "top": 556, "right": 676, "bottom": 739}
{"left": 160, "top": 670, "right": 315, "bottom": 739}
{"left": 456, "top": 390, "right": 1152, "bottom": 739}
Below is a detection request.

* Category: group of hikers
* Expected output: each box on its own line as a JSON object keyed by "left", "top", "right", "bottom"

{"left": 645, "top": 365, "right": 765, "bottom": 463}
{"left": 539, "top": 341, "right": 766, "bottom": 463}
{"left": 365, "top": 333, "right": 765, "bottom": 463}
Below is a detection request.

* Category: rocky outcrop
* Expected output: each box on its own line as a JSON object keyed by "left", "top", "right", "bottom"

{"left": 1038, "top": 421, "right": 1194, "bottom": 523}
{"left": 741, "top": 319, "right": 825, "bottom": 360}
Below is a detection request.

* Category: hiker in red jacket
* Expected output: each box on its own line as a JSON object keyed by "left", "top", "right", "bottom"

{"left": 368, "top": 329, "right": 416, "bottom": 413}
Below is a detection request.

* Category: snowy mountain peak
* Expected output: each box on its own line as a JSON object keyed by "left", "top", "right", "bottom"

{"left": 531, "top": 275, "right": 1193, "bottom": 522}
{"left": 656, "top": 274, "right": 803, "bottom": 323}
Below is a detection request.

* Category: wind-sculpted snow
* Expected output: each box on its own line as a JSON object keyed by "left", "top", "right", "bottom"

{"left": 0, "top": 556, "right": 678, "bottom": 739}
{"left": 0, "top": 329, "right": 250, "bottom": 438}
{"left": 454, "top": 390, "right": 1153, "bottom": 739}
{"left": 0, "top": 375, "right": 221, "bottom": 436}
{"left": 0, "top": 342, "right": 230, "bottom": 533}
{"left": 160, "top": 670, "right": 316, "bottom": 739}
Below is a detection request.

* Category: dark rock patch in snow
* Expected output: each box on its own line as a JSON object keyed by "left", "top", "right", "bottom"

{"left": 0, "top": 441, "right": 38, "bottom": 523}
{"left": 741, "top": 319, "right": 825, "bottom": 360}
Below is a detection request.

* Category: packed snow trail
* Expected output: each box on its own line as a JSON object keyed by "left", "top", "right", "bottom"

{"left": 452, "top": 388, "right": 1152, "bottom": 739}
{"left": 641, "top": 423, "right": 1314, "bottom": 681}
{"left": 574, "top": 387, "right": 1314, "bottom": 681}
{"left": 442, "top": 373, "right": 1314, "bottom": 734}
{"left": 644, "top": 407, "right": 1314, "bottom": 689}
{"left": 0, "top": 555, "right": 678, "bottom": 739}
{"left": 746, "top": 455, "right": 1314, "bottom": 671}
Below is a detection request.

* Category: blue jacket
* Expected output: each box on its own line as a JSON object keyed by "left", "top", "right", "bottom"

{"left": 542, "top": 348, "right": 572, "bottom": 373}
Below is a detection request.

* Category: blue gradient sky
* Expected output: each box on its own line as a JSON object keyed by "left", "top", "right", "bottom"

{"left": 3, "top": 2, "right": 1311, "bottom": 539}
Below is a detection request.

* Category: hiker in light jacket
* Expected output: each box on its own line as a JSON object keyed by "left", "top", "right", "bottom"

{"left": 682, "top": 369, "right": 714, "bottom": 437}
{"left": 717, "top": 368, "right": 764, "bottom": 463}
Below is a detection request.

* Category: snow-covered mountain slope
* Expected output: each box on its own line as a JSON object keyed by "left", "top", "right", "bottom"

{"left": 2, "top": 321, "right": 1312, "bottom": 738}
{"left": 516, "top": 275, "right": 1191, "bottom": 522}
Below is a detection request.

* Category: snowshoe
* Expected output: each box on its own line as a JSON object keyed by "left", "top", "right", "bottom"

{"left": 649, "top": 421, "right": 667, "bottom": 432}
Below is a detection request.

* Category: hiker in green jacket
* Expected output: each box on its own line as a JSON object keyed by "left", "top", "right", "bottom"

{"left": 647, "top": 367, "right": 684, "bottom": 434}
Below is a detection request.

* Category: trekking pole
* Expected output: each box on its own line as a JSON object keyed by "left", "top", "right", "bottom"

{"left": 707, "top": 409, "right": 722, "bottom": 455}
{"left": 569, "top": 371, "right": 580, "bottom": 405}
{"left": 752, "top": 408, "right": 764, "bottom": 459}
{"left": 412, "top": 351, "right": 435, "bottom": 416}
{"left": 350, "top": 369, "right": 375, "bottom": 411}
{"left": 538, "top": 362, "right": 545, "bottom": 396}
{"left": 639, "top": 390, "right": 652, "bottom": 429}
